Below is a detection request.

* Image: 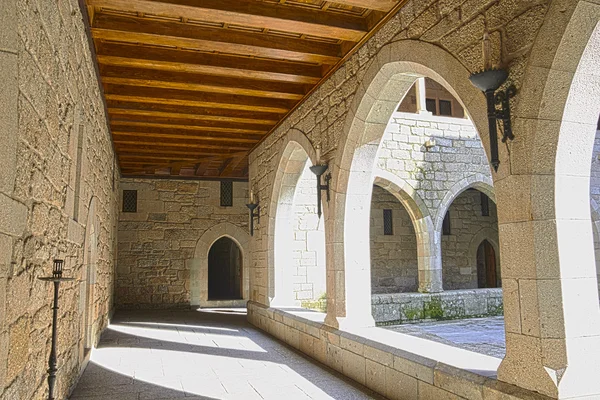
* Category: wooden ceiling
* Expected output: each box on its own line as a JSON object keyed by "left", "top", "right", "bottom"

{"left": 84, "top": 0, "right": 403, "bottom": 180}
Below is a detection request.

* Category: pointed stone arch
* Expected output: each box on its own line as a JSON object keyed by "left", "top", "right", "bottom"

{"left": 372, "top": 169, "right": 440, "bottom": 293}
{"left": 190, "top": 222, "right": 250, "bottom": 307}
{"left": 267, "top": 129, "right": 323, "bottom": 306}
{"left": 328, "top": 40, "right": 489, "bottom": 328}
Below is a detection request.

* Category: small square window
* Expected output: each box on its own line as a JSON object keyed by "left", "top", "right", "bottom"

{"left": 426, "top": 98, "right": 437, "bottom": 115}
{"left": 220, "top": 181, "right": 233, "bottom": 207}
{"left": 442, "top": 212, "right": 451, "bottom": 235}
{"left": 439, "top": 100, "right": 452, "bottom": 116}
{"left": 383, "top": 209, "right": 393, "bottom": 236}
{"left": 123, "top": 190, "right": 137, "bottom": 213}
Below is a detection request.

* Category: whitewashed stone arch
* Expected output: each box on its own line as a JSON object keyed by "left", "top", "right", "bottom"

{"left": 434, "top": 174, "right": 496, "bottom": 235}
{"left": 328, "top": 40, "right": 489, "bottom": 327}
{"left": 468, "top": 227, "right": 501, "bottom": 286}
{"left": 372, "top": 169, "right": 440, "bottom": 292}
{"left": 496, "top": 2, "right": 600, "bottom": 397}
{"left": 190, "top": 222, "right": 250, "bottom": 307}
{"left": 81, "top": 196, "right": 99, "bottom": 355}
{"left": 267, "top": 129, "right": 321, "bottom": 306}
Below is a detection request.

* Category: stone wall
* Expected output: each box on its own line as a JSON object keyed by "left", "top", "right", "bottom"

{"left": 370, "top": 186, "right": 419, "bottom": 293}
{"left": 0, "top": 0, "right": 119, "bottom": 399}
{"left": 375, "top": 111, "right": 490, "bottom": 213}
{"left": 372, "top": 289, "right": 503, "bottom": 324}
{"left": 247, "top": 301, "right": 546, "bottom": 400}
{"left": 116, "top": 179, "right": 249, "bottom": 309}
{"left": 442, "top": 190, "right": 500, "bottom": 290}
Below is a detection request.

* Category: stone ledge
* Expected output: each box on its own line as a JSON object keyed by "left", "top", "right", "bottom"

{"left": 247, "top": 301, "right": 551, "bottom": 400}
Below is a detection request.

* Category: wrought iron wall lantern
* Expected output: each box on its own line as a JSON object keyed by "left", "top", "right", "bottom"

{"left": 38, "top": 259, "right": 75, "bottom": 400}
{"left": 309, "top": 145, "right": 331, "bottom": 218}
{"left": 468, "top": 31, "right": 517, "bottom": 172}
{"left": 246, "top": 190, "right": 259, "bottom": 236}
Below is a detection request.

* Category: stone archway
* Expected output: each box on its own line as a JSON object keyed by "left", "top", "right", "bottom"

{"left": 267, "top": 129, "right": 324, "bottom": 307}
{"left": 469, "top": 228, "right": 501, "bottom": 288}
{"left": 328, "top": 40, "right": 489, "bottom": 328}
{"left": 372, "top": 169, "right": 439, "bottom": 293}
{"left": 189, "top": 223, "right": 250, "bottom": 307}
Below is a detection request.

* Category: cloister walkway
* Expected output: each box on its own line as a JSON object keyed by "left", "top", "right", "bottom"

{"left": 69, "top": 309, "right": 384, "bottom": 400}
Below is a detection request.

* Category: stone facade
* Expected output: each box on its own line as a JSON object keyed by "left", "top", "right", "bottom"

{"left": 116, "top": 179, "right": 250, "bottom": 309}
{"left": 0, "top": 0, "right": 119, "bottom": 399}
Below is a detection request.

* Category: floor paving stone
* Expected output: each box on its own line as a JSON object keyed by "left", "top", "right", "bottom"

{"left": 69, "top": 309, "right": 386, "bottom": 400}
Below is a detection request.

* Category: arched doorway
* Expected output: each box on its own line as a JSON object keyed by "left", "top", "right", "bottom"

{"left": 208, "top": 237, "right": 242, "bottom": 300}
{"left": 476, "top": 240, "right": 498, "bottom": 288}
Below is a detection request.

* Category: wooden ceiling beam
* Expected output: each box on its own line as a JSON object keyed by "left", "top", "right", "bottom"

{"left": 87, "top": 0, "right": 368, "bottom": 41}
{"left": 111, "top": 120, "right": 267, "bottom": 135}
{"left": 92, "top": 13, "right": 342, "bottom": 64}
{"left": 101, "top": 76, "right": 304, "bottom": 101}
{"left": 327, "top": 0, "right": 398, "bottom": 12}
{"left": 106, "top": 100, "right": 283, "bottom": 125}
{"left": 112, "top": 131, "right": 261, "bottom": 144}
{"left": 103, "top": 84, "right": 297, "bottom": 113}
{"left": 108, "top": 108, "right": 274, "bottom": 131}
{"left": 100, "top": 66, "right": 310, "bottom": 97}
{"left": 105, "top": 94, "right": 290, "bottom": 114}
{"left": 98, "top": 55, "right": 320, "bottom": 85}
{"left": 114, "top": 139, "right": 252, "bottom": 151}
{"left": 116, "top": 146, "right": 247, "bottom": 157}
{"left": 96, "top": 42, "right": 323, "bottom": 80}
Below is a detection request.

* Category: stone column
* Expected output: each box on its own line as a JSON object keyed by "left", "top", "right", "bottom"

{"left": 496, "top": 173, "right": 600, "bottom": 399}
{"left": 415, "top": 77, "right": 431, "bottom": 115}
{"left": 415, "top": 218, "right": 443, "bottom": 293}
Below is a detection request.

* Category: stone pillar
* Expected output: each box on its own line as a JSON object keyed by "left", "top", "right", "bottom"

{"left": 496, "top": 176, "right": 600, "bottom": 399}
{"left": 415, "top": 218, "right": 443, "bottom": 293}
{"left": 415, "top": 77, "right": 431, "bottom": 115}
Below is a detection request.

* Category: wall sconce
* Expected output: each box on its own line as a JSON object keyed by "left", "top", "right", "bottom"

{"left": 309, "top": 145, "right": 331, "bottom": 218}
{"left": 246, "top": 189, "right": 259, "bottom": 236}
{"left": 468, "top": 31, "right": 517, "bottom": 172}
{"left": 424, "top": 139, "right": 436, "bottom": 150}
{"left": 38, "top": 259, "right": 75, "bottom": 400}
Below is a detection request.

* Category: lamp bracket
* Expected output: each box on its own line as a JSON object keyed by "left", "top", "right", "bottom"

{"left": 494, "top": 85, "right": 517, "bottom": 143}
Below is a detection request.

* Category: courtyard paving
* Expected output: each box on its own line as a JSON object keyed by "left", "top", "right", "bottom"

{"left": 384, "top": 316, "right": 506, "bottom": 359}
{"left": 69, "top": 309, "right": 385, "bottom": 400}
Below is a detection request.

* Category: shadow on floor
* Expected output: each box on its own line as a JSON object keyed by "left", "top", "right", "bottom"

{"left": 69, "top": 309, "right": 386, "bottom": 400}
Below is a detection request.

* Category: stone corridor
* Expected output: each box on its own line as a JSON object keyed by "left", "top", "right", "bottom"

{"left": 69, "top": 309, "right": 384, "bottom": 400}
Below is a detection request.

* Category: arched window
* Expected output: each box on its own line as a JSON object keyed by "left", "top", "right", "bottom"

{"left": 476, "top": 240, "right": 499, "bottom": 288}
{"left": 208, "top": 237, "right": 243, "bottom": 300}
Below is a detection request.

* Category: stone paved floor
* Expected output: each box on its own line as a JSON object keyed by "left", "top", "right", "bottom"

{"left": 70, "top": 309, "right": 385, "bottom": 400}
{"left": 384, "top": 316, "right": 506, "bottom": 359}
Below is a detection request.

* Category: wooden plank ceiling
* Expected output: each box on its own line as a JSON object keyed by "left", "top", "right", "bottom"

{"left": 84, "top": 0, "right": 402, "bottom": 179}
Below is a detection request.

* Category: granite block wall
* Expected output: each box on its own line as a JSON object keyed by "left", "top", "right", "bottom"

{"left": 0, "top": 0, "right": 119, "bottom": 398}
{"left": 116, "top": 179, "right": 250, "bottom": 309}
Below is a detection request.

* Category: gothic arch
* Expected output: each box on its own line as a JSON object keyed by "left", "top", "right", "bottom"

{"left": 267, "top": 129, "right": 323, "bottom": 306}
{"left": 190, "top": 222, "right": 250, "bottom": 307}
{"left": 329, "top": 40, "right": 489, "bottom": 326}
{"left": 372, "top": 170, "right": 440, "bottom": 293}
{"left": 468, "top": 227, "right": 501, "bottom": 283}
{"left": 434, "top": 175, "right": 495, "bottom": 235}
